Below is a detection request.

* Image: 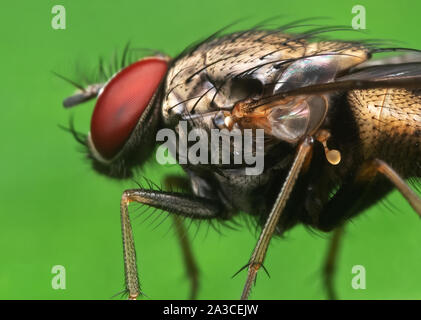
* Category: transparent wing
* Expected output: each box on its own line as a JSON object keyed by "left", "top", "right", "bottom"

{"left": 231, "top": 61, "right": 421, "bottom": 142}
{"left": 276, "top": 62, "right": 421, "bottom": 97}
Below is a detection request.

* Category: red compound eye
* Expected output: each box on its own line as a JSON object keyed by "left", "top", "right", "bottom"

{"left": 90, "top": 57, "right": 168, "bottom": 160}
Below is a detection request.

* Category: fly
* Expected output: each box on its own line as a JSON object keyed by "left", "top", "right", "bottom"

{"left": 59, "top": 21, "right": 421, "bottom": 300}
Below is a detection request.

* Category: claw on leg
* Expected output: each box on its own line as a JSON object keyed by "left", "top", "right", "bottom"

{"left": 240, "top": 263, "right": 261, "bottom": 300}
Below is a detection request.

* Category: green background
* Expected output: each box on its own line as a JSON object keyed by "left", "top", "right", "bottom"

{"left": 1, "top": 0, "right": 421, "bottom": 300}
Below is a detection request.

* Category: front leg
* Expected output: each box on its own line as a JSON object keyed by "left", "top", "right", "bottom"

{"left": 120, "top": 188, "right": 226, "bottom": 299}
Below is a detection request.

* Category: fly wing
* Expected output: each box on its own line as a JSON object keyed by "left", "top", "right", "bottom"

{"left": 276, "top": 62, "right": 421, "bottom": 97}
{"left": 340, "top": 62, "right": 421, "bottom": 83}
{"left": 232, "top": 62, "right": 421, "bottom": 142}
{"left": 355, "top": 53, "right": 421, "bottom": 69}
{"left": 273, "top": 53, "right": 368, "bottom": 93}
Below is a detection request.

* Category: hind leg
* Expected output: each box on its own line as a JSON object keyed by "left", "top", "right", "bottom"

{"left": 322, "top": 226, "right": 344, "bottom": 300}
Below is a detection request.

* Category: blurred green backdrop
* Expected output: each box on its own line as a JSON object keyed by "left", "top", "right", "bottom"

{"left": 1, "top": 0, "right": 421, "bottom": 300}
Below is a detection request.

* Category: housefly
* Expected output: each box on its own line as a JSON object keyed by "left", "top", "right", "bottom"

{"left": 60, "top": 21, "right": 421, "bottom": 300}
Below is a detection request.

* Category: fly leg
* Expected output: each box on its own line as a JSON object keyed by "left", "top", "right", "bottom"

{"left": 164, "top": 176, "right": 200, "bottom": 300}
{"left": 373, "top": 159, "right": 421, "bottom": 217}
{"left": 120, "top": 188, "right": 226, "bottom": 300}
{"left": 240, "top": 137, "right": 314, "bottom": 300}
{"left": 172, "top": 216, "right": 200, "bottom": 299}
{"left": 316, "top": 158, "right": 420, "bottom": 300}
{"left": 323, "top": 225, "right": 344, "bottom": 300}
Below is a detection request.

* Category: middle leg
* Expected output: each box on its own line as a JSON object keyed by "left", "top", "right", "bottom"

{"left": 164, "top": 175, "right": 200, "bottom": 300}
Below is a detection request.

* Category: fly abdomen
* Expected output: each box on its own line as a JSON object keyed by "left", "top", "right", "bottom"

{"left": 348, "top": 88, "right": 421, "bottom": 177}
